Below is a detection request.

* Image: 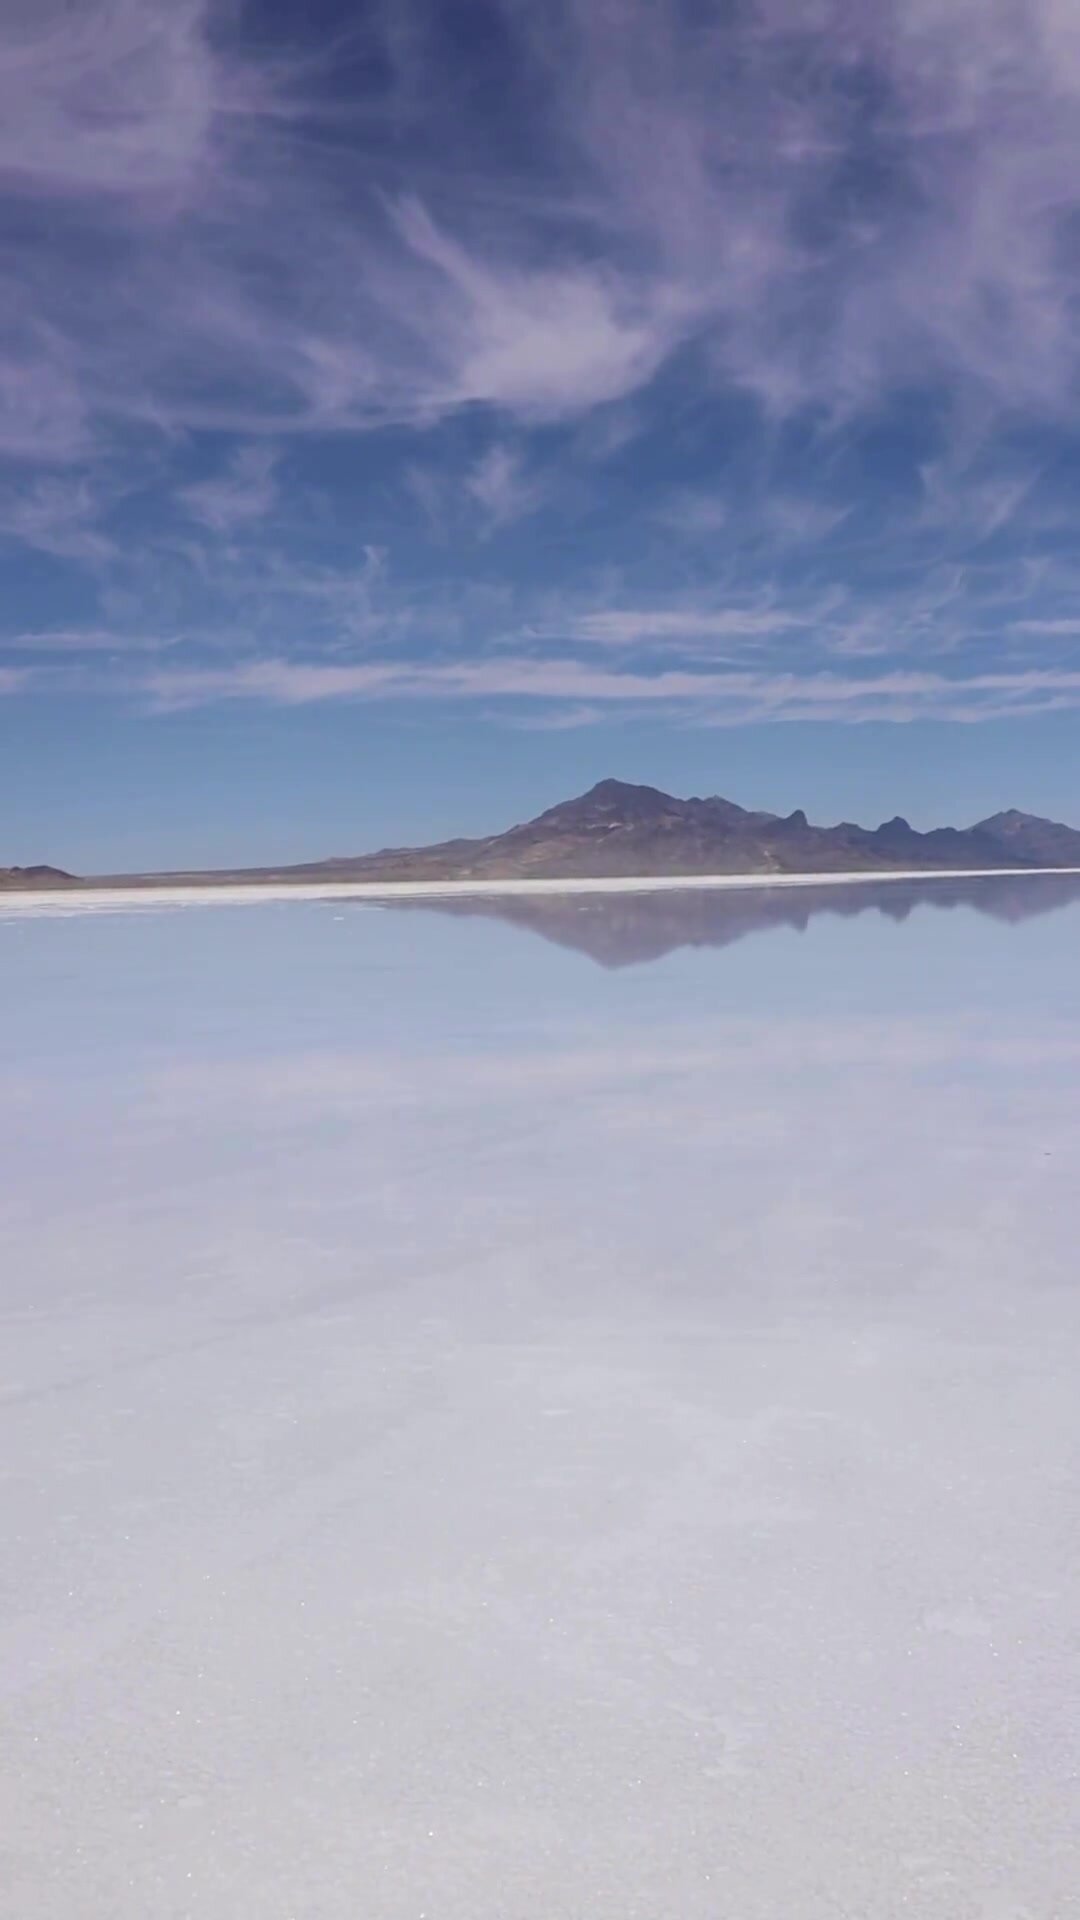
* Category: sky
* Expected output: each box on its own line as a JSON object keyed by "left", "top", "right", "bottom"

{"left": 6, "top": 0, "right": 1080, "bottom": 868}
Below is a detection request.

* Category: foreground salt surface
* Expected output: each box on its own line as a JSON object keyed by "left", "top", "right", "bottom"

{"left": 2, "top": 889, "right": 1079, "bottom": 1917}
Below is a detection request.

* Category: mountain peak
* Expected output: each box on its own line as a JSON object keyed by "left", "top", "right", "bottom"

{"left": 976, "top": 808, "right": 1035, "bottom": 830}
{"left": 971, "top": 809, "right": 1080, "bottom": 866}
{"left": 581, "top": 778, "right": 673, "bottom": 805}
{"left": 530, "top": 779, "right": 679, "bottom": 829}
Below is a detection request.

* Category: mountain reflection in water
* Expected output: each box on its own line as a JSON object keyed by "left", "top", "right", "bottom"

{"left": 376, "top": 872, "right": 1080, "bottom": 969}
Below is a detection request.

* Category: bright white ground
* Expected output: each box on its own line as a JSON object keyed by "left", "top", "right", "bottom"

{"left": 2, "top": 881, "right": 1078, "bottom": 1918}
{"left": 1, "top": 863, "right": 1079, "bottom": 916}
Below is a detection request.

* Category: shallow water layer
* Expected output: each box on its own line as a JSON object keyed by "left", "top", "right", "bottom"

{"left": 2, "top": 878, "right": 1079, "bottom": 1918}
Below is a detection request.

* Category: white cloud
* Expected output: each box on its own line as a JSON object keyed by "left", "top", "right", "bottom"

{"left": 391, "top": 196, "right": 683, "bottom": 422}
{"left": 465, "top": 443, "right": 546, "bottom": 530}
{"left": 139, "top": 653, "right": 1080, "bottom": 726}
{"left": 0, "top": 0, "right": 224, "bottom": 198}
{"left": 0, "top": 341, "right": 92, "bottom": 463}
{"left": 5, "top": 0, "right": 1080, "bottom": 729}
{"left": 0, "top": 476, "right": 114, "bottom": 562}
{"left": 1014, "top": 618, "right": 1080, "bottom": 636}
{"left": 178, "top": 443, "right": 279, "bottom": 533}
{"left": 7, "top": 0, "right": 1080, "bottom": 458}
{"left": 565, "top": 608, "right": 811, "bottom": 646}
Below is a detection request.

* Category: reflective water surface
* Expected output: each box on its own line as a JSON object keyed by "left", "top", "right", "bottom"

{"left": 2, "top": 879, "right": 1079, "bottom": 1918}
{"left": 379, "top": 868, "right": 1080, "bottom": 967}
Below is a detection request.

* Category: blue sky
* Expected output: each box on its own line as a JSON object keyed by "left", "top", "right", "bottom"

{"left": 6, "top": 0, "right": 1080, "bottom": 868}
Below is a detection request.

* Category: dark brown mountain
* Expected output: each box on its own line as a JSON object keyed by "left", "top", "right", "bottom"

{"left": 969, "top": 809, "right": 1080, "bottom": 867}
{"left": 268, "top": 778, "right": 1080, "bottom": 881}
{"left": 9, "top": 779, "right": 1080, "bottom": 887}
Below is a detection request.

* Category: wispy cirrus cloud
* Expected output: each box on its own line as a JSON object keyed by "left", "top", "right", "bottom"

{"left": 466, "top": 443, "right": 546, "bottom": 531}
{"left": 6, "top": 0, "right": 1080, "bottom": 760}
{"left": 0, "top": 476, "right": 115, "bottom": 563}
{"left": 7, "top": 0, "right": 1080, "bottom": 455}
{"left": 177, "top": 444, "right": 280, "bottom": 532}
{"left": 1015, "top": 619, "right": 1080, "bottom": 637}
{"left": 139, "top": 653, "right": 1080, "bottom": 727}
{"left": 0, "top": 0, "right": 232, "bottom": 199}
{"left": 563, "top": 607, "right": 812, "bottom": 647}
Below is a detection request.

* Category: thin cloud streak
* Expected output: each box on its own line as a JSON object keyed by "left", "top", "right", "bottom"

{"left": 565, "top": 608, "right": 813, "bottom": 646}
{"left": 2, "top": 629, "right": 171, "bottom": 655}
{"left": 1015, "top": 619, "right": 1080, "bottom": 636}
{"left": 140, "top": 655, "right": 1080, "bottom": 726}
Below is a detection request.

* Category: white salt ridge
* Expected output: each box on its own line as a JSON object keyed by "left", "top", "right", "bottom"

{"left": 2, "top": 864, "right": 1080, "bottom": 916}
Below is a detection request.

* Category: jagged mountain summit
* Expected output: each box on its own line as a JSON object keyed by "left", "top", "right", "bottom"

{"left": 251, "top": 778, "right": 1080, "bottom": 883}
{"left": 7, "top": 780, "right": 1080, "bottom": 887}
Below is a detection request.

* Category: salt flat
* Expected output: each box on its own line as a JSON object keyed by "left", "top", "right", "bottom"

{"left": 1, "top": 862, "right": 1080, "bottom": 916}
{"left": 2, "top": 882, "right": 1078, "bottom": 1918}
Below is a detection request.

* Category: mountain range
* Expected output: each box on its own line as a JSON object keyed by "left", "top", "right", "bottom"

{"left": 5, "top": 779, "right": 1080, "bottom": 888}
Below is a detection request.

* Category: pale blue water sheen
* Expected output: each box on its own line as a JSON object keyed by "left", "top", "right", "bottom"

{"left": 2, "top": 878, "right": 1079, "bottom": 1919}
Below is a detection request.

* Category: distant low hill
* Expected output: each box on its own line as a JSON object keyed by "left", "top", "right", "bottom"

{"left": 0, "top": 864, "right": 77, "bottom": 890}
{"left": 8, "top": 780, "right": 1080, "bottom": 887}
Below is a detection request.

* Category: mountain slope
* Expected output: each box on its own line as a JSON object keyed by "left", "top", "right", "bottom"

{"left": 973, "top": 809, "right": 1080, "bottom": 866}
{"left": 276, "top": 780, "right": 1080, "bottom": 882}
{"left": 0, "top": 864, "right": 76, "bottom": 890}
